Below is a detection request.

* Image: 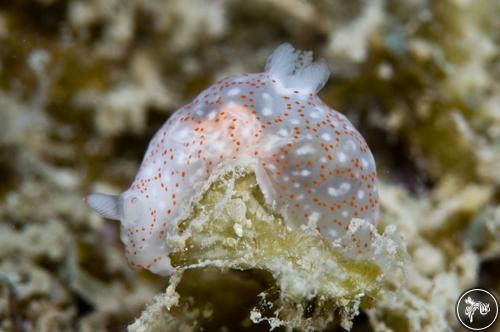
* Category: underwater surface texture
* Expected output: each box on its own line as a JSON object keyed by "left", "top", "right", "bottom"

{"left": 0, "top": 0, "right": 499, "bottom": 331}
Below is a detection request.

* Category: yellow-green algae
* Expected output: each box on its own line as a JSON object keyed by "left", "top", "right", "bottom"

{"left": 132, "top": 167, "right": 406, "bottom": 331}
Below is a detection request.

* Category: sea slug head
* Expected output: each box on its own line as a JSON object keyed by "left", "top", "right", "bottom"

{"left": 86, "top": 190, "right": 173, "bottom": 275}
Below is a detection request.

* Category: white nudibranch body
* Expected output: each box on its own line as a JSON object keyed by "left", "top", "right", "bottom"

{"left": 87, "top": 44, "right": 379, "bottom": 276}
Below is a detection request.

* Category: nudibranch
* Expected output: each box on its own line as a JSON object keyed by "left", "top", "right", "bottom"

{"left": 87, "top": 44, "right": 379, "bottom": 276}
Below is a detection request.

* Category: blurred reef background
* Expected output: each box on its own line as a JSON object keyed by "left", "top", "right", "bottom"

{"left": 0, "top": 0, "right": 499, "bottom": 331}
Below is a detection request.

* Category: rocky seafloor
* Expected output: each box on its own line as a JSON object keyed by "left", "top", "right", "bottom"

{"left": 0, "top": 0, "right": 499, "bottom": 331}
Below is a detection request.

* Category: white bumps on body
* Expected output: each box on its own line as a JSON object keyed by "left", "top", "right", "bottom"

{"left": 87, "top": 43, "right": 379, "bottom": 276}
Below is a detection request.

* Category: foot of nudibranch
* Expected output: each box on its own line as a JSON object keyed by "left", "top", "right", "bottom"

{"left": 156, "top": 167, "right": 407, "bottom": 331}
{"left": 86, "top": 193, "right": 121, "bottom": 221}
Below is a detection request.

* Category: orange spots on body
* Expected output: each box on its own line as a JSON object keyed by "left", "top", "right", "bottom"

{"left": 119, "top": 64, "right": 378, "bottom": 275}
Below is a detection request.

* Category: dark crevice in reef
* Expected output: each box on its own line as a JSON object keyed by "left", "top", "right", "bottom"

{"left": 0, "top": 146, "right": 21, "bottom": 201}
{"left": 74, "top": 292, "right": 94, "bottom": 317}
{"left": 346, "top": 104, "right": 433, "bottom": 196}
{"left": 478, "top": 257, "right": 500, "bottom": 296}
{"left": 176, "top": 268, "right": 277, "bottom": 332}
{"left": 0, "top": 0, "right": 68, "bottom": 36}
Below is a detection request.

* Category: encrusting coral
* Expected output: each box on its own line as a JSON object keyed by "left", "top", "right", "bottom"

{"left": 134, "top": 169, "right": 405, "bottom": 331}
